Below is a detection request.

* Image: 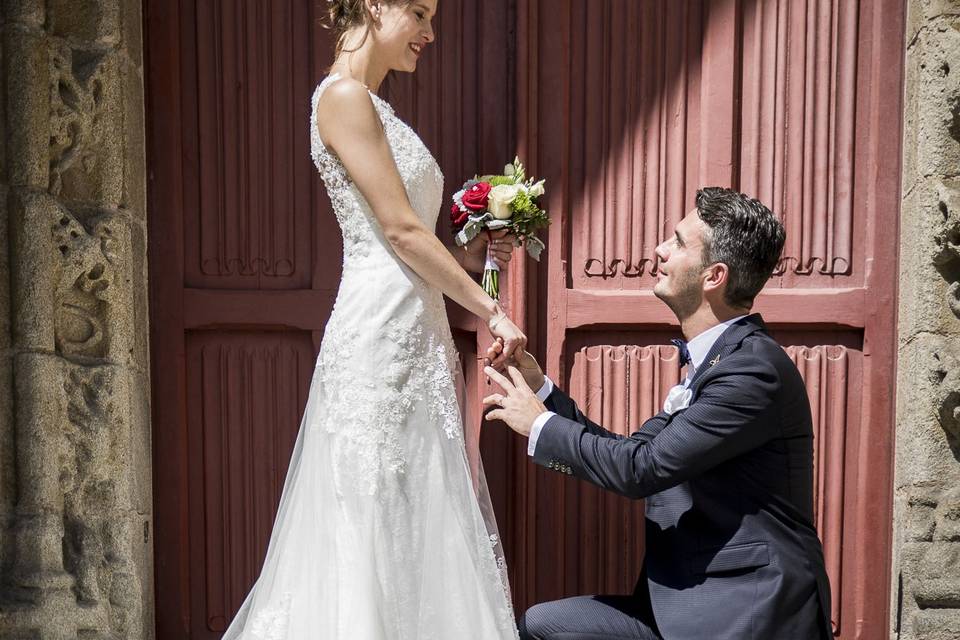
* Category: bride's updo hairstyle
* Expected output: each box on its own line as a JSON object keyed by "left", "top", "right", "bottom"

{"left": 325, "top": 0, "right": 416, "bottom": 57}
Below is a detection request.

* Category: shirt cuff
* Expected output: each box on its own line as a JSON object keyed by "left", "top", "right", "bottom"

{"left": 535, "top": 376, "right": 554, "bottom": 402}
{"left": 527, "top": 411, "right": 556, "bottom": 456}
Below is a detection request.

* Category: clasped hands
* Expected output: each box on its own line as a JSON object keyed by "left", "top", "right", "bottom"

{"left": 482, "top": 339, "right": 547, "bottom": 438}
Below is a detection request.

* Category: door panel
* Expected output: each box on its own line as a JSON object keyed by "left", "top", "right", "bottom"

{"left": 147, "top": 0, "right": 337, "bottom": 636}
{"left": 516, "top": 2, "right": 903, "bottom": 638}
{"left": 186, "top": 332, "right": 312, "bottom": 633}
{"left": 739, "top": 0, "right": 862, "bottom": 284}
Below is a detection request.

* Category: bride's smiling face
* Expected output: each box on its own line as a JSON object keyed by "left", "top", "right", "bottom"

{"left": 375, "top": 0, "right": 437, "bottom": 72}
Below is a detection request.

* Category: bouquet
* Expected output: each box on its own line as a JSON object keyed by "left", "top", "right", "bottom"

{"left": 449, "top": 157, "right": 550, "bottom": 299}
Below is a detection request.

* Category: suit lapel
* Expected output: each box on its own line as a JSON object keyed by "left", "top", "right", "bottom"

{"left": 687, "top": 313, "right": 767, "bottom": 391}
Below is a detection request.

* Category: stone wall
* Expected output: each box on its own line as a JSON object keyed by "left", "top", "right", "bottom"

{"left": 0, "top": 0, "right": 153, "bottom": 638}
{"left": 895, "top": 1, "right": 960, "bottom": 638}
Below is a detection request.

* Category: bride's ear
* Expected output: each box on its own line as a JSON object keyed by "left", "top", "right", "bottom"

{"left": 364, "top": 0, "right": 382, "bottom": 23}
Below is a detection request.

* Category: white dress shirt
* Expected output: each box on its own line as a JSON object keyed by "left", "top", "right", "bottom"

{"left": 527, "top": 316, "right": 747, "bottom": 457}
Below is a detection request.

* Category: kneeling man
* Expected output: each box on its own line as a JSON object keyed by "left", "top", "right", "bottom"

{"left": 485, "top": 187, "right": 832, "bottom": 640}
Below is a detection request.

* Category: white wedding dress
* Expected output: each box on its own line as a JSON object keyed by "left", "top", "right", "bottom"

{"left": 222, "top": 74, "right": 519, "bottom": 639}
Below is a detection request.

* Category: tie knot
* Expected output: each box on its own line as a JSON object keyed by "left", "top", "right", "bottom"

{"left": 670, "top": 338, "right": 691, "bottom": 367}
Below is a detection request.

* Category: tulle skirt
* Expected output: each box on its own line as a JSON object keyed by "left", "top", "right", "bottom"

{"left": 222, "top": 351, "right": 519, "bottom": 640}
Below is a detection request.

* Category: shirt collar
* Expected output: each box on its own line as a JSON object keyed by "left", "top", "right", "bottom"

{"left": 686, "top": 315, "right": 748, "bottom": 373}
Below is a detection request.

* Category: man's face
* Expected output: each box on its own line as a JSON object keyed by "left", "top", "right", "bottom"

{"left": 654, "top": 210, "right": 709, "bottom": 318}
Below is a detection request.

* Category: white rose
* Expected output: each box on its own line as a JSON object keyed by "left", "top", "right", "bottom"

{"left": 488, "top": 184, "right": 522, "bottom": 220}
{"left": 503, "top": 163, "right": 516, "bottom": 176}
{"left": 528, "top": 179, "right": 546, "bottom": 198}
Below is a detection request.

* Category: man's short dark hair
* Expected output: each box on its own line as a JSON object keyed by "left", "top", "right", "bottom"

{"left": 695, "top": 187, "right": 785, "bottom": 308}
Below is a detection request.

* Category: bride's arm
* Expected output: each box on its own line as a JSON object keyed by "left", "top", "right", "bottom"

{"left": 316, "top": 79, "right": 524, "bottom": 358}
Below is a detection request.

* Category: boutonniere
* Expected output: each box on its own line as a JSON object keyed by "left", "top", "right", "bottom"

{"left": 663, "top": 384, "right": 693, "bottom": 415}
{"left": 710, "top": 354, "right": 721, "bottom": 367}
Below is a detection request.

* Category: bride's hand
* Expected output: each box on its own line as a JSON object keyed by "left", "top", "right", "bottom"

{"left": 488, "top": 311, "right": 526, "bottom": 368}
{"left": 484, "top": 341, "right": 546, "bottom": 392}
{"left": 462, "top": 229, "right": 515, "bottom": 274}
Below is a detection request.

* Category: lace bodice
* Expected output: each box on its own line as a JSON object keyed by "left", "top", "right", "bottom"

{"left": 307, "top": 74, "right": 463, "bottom": 494}
{"left": 310, "top": 74, "right": 444, "bottom": 264}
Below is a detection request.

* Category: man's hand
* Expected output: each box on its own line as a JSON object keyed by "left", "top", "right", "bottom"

{"left": 484, "top": 341, "right": 545, "bottom": 392}
{"left": 482, "top": 366, "right": 547, "bottom": 438}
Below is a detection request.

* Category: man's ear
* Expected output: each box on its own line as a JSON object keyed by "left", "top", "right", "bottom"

{"left": 702, "top": 262, "right": 729, "bottom": 294}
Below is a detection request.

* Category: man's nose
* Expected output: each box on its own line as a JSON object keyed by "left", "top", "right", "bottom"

{"left": 654, "top": 242, "right": 668, "bottom": 262}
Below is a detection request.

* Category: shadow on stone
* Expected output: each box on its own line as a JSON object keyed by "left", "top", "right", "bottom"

{"left": 949, "top": 92, "right": 960, "bottom": 144}
{"left": 934, "top": 184, "right": 960, "bottom": 319}
{"left": 942, "top": 390, "right": 960, "bottom": 462}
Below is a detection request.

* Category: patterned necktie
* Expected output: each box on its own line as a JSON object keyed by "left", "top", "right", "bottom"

{"left": 670, "top": 338, "right": 691, "bottom": 367}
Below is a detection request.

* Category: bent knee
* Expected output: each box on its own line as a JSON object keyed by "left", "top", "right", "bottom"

{"left": 518, "top": 600, "right": 566, "bottom": 639}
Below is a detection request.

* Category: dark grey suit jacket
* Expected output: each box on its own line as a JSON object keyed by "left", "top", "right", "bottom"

{"left": 534, "top": 315, "right": 832, "bottom": 640}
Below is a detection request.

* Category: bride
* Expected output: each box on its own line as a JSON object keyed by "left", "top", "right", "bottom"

{"left": 223, "top": 0, "right": 523, "bottom": 637}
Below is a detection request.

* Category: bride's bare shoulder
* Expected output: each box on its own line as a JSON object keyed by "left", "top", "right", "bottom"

{"left": 317, "top": 77, "right": 374, "bottom": 118}
{"left": 315, "top": 77, "right": 379, "bottom": 147}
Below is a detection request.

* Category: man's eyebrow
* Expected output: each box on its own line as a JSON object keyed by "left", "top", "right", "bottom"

{"left": 414, "top": 2, "right": 433, "bottom": 14}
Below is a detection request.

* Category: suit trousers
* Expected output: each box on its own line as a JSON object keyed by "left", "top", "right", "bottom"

{"left": 519, "top": 578, "right": 663, "bottom": 640}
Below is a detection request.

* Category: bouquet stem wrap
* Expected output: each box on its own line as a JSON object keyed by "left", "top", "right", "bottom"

{"left": 481, "top": 240, "right": 501, "bottom": 300}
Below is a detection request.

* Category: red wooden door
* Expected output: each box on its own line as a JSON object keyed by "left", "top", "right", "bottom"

{"left": 511, "top": 1, "right": 904, "bottom": 639}
{"left": 146, "top": 1, "right": 341, "bottom": 635}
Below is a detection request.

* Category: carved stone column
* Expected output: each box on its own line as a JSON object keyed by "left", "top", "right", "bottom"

{"left": 0, "top": 0, "right": 153, "bottom": 638}
{"left": 895, "top": 1, "right": 960, "bottom": 639}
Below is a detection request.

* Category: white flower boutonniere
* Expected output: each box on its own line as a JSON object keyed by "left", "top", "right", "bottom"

{"left": 663, "top": 384, "right": 693, "bottom": 415}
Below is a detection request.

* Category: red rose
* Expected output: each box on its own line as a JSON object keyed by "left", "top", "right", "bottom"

{"left": 461, "top": 182, "right": 492, "bottom": 212}
{"left": 450, "top": 204, "right": 469, "bottom": 227}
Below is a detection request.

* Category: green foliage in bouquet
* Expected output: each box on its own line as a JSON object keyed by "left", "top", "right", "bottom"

{"left": 486, "top": 175, "right": 517, "bottom": 187}
{"left": 508, "top": 190, "right": 550, "bottom": 241}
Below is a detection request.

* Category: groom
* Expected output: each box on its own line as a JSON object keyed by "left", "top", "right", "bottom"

{"left": 483, "top": 187, "right": 832, "bottom": 640}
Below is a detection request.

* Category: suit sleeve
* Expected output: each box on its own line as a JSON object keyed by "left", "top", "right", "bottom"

{"left": 544, "top": 384, "right": 623, "bottom": 442}
{"left": 534, "top": 358, "right": 781, "bottom": 500}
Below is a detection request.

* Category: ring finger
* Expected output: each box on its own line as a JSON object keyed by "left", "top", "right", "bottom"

{"left": 482, "top": 393, "right": 504, "bottom": 407}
